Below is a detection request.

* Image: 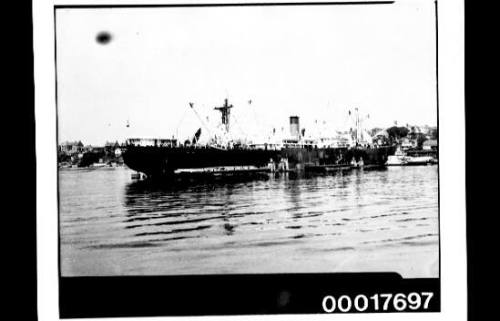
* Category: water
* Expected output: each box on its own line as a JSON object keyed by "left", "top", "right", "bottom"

{"left": 59, "top": 166, "right": 439, "bottom": 277}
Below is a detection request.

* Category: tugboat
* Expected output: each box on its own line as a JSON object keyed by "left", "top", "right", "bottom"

{"left": 122, "top": 99, "right": 394, "bottom": 179}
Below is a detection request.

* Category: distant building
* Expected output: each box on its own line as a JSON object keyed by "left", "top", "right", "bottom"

{"left": 91, "top": 146, "right": 105, "bottom": 153}
{"left": 423, "top": 139, "right": 438, "bottom": 151}
{"left": 104, "top": 141, "right": 121, "bottom": 153}
{"left": 59, "top": 141, "right": 84, "bottom": 155}
{"left": 401, "top": 137, "right": 417, "bottom": 149}
{"left": 420, "top": 125, "right": 431, "bottom": 135}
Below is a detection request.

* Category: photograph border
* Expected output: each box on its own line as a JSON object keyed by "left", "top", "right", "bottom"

{"left": 53, "top": 1, "right": 442, "bottom": 317}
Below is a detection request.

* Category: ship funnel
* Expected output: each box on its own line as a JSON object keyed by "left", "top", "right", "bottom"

{"left": 290, "top": 116, "right": 300, "bottom": 139}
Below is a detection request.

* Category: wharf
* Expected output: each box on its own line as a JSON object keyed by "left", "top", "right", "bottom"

{"left": 174, "top": 166, "right": 270, "bottom": 175}
{"left": 132, "top": 163, "right": 389, "bottom": 180}
{"left": 304, "top": 164, "right": 352, "bottom": 173}
{"left": 304, "top": 164, "right": 386, "bottom": 173}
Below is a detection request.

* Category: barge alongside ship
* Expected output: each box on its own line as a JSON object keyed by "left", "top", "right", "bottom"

{"left": 122, "top": 99, "right": 395, "bottom": 179}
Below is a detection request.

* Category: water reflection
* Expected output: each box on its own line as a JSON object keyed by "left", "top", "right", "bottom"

{"left": 59, "top": 166, "right": 439, "bottom": 276}
{"left": 120, "top": 168, "right": 403, "bottom": 248}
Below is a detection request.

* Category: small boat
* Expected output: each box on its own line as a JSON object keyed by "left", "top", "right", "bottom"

{"left": 387, "top": 147, "right": 434, "bottom": 166}
{"left": 90, "top": 162, "right": 108, "bottom": 168}
{"left": 406, "top": 155, "right": 434, "bottom": 165}
{"left": 58, "top": 162, "right": 73, "bottom": 169}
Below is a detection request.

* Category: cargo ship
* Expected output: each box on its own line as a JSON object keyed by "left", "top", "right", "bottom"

{"left": 122, "top": 99, "right": 394, "bottom": 179}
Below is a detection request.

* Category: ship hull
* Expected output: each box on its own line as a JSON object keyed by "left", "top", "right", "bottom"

{"left": 279, "top": 146, "right": 394, "bottom": 169}
{"left": 123, "top": 146, "right": 280, "bottom": 177}
{"left": 123, "top": 145, "right": 395, "bottom": 178}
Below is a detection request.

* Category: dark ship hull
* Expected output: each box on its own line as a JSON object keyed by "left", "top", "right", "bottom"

{"left": 123, "top": 146, "right": 279, "bottom": 177}
{"left": 279, "top": 146, "right": 394, "bottom": 169}
{"left": 123, "top": 145, "right": 395, "bottom": 178}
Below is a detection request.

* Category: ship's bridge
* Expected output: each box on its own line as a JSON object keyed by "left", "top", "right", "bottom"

{"left": 126, "top": 138, "right": 178, "bottom": 147}
{"left": 249, "top": 139, "right": 319, "bottom": 150}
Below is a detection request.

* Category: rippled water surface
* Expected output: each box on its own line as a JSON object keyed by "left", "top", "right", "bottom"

{"left": 60, "top": 166, "right": 439, "bottom": 277}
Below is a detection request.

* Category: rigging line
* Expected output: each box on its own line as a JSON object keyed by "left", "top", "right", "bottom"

{"left": 188, "top": 102, "right": 214, "bottom": 140}
{"left": 340, "top": 107, "right": 350, "bottom": 133}
{"left": 175, "top": 107, "right": 189, "bottom": 138}
{"left": 231, "top": 114, "right": 248, "bottom": 140}
{"left": 248, "top": 99, "right": 270, "bottom": 139}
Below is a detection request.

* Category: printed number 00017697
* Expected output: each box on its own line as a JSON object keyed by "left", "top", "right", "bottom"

{"left": 322, "top": 292, "right": 434, "bottom": 313}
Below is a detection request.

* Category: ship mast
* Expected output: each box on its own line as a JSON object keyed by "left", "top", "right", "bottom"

{"left": 214, "top": 98, "right": 233, "bottom": 133}
{"left": 355, "top": 107, "right": 360, "bottom": 145}
{"left": 351, "top": 107, "right": 371, "bottom": 146}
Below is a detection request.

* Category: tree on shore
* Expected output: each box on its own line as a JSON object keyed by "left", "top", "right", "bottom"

{"left": 386, "top": 126, "right": 409, "bottom": 142}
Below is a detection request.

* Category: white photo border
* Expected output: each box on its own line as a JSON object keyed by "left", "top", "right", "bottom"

{"left": 34, "top": 0, "right": 465, "bottom": 320}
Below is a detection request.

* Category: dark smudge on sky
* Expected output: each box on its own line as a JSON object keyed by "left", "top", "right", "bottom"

{"left": 96, "top": 31, "right": 112, "bottom": 45}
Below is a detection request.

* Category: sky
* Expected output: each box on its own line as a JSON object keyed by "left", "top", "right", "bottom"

{"left": 56, "top": 1, "right": 437, "bottom": 146}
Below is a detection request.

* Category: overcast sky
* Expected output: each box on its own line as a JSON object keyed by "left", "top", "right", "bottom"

{"left": 56, "top": 1, "right": 437, "bottom": 145}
